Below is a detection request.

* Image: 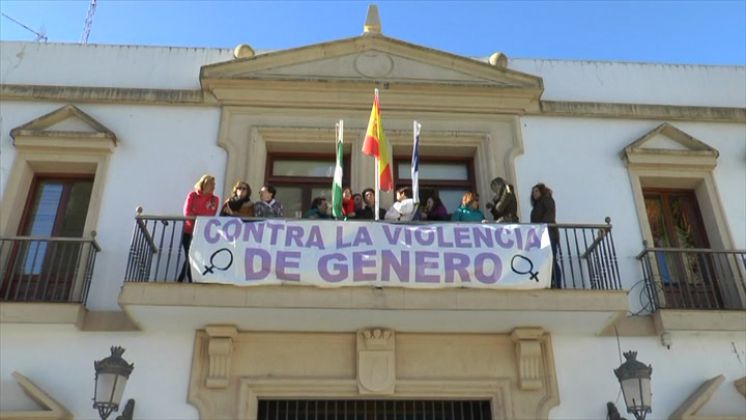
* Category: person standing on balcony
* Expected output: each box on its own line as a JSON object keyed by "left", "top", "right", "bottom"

{"left": 353, "top": 193, "right": 364, "bottom": 215}
{"left": 342, "top": 187, "right": 357, "bottom": 219}
{"left": 487, "top": 177, "right": 518, "bottom": 223}
{"left": 451, "top": 191, "right": 486, "bottom": 222}
{"left": 530, "top": 183, "right": 561, "bottom": 288}
{"left": 385, "top": 187, "right": 416, "bottom": 221}
{"left": 220, "top": 181, "right": 254, "bottom": 217}
{"left": 422, "top": 194, "right": 449, "bottom": 221}
{"left": 356, "top": 188, "right": 385, "bottom": 220}
{"left": 254, "top": 185, "right": 284, "bottom": 218}
{"left": 178, "top": 174, "right": 219, "bottom": 283}
{"left": 303, "top": 197, "right": 331, "bottom": 219}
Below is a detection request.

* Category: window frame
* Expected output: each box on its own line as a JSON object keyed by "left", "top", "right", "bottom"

{"left": 265, "top": 152, "right": 351, "bottom": 214}
{"left": 17, "top": 174, "right": 95, "bottom": 238}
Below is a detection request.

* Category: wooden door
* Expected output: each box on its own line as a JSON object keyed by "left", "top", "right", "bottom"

{"left": 644, "top": 189, "right": 722, "bottom": 309}
{"left": 2, "top": 176, "right": 93, "bottom": 301}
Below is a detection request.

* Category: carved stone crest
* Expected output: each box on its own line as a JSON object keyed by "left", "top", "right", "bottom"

{"left": 357, "top": 328, "right": 395, "bottom": 394}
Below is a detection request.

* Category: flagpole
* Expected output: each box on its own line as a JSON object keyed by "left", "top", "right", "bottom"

{"left": 411, "top": 120, "right": 422, "bottom": 204}
{"left": 375, "top": 158, "right": 380, "bottom": 221}
{"left": 373, "top": 88, "right": 380, "bottom": 221}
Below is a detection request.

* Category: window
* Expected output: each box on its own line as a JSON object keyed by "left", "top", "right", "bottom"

{"left": 1, "top": 105, "right": 113, "bottom": 305}
{"left": 394, "top": 158, "right": 475, "bottom": 214}
{"left": 266, "top": 154, "right": 350, "bottom": 217}
{"left": 2, "top": 176, "right": 94, "bottom": 301}
{"left": 623, "top": 122, "right": 746, "bottom": 312}
{"left": 257, "top": 399, "right": 492, "bottom": 419}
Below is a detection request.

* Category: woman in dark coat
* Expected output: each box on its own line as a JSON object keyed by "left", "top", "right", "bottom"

{"left": 487, "top": 177, "right": 518, "bottom": 223}
{"left": 530, "top": 183, "right": 561, "bottom": 288}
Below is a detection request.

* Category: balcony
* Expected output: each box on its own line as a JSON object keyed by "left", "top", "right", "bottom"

{"left": 0, "top": 235, "right": 100, "bottom": 325}
{"left": 637, "top": 247, "right": 746, "bottom": 332}
{"left": 119, "top": 212, "right": 629, "bottom": 334}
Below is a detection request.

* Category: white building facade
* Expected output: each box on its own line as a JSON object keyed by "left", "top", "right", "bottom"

{"left": 1, "top": 14, "right": 745, "bottom": 420}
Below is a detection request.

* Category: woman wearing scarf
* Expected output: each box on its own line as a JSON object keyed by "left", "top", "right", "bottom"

{"left": 220, "top": 181, "right": 254, "bottom": 217}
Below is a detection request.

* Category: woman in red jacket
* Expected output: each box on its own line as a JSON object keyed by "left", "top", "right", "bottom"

{"left": 178, "top": 174, "right": 219, "bottom": 282}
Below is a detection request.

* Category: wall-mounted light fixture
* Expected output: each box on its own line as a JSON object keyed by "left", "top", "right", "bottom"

{"left": 93, "top": 346, "right": 135, "bottom": 420}
{"left": 613, "top": 351, "right": 653, "bottom": 420}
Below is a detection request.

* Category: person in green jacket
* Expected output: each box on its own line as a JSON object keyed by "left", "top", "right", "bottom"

{"left": 451, "top": 191, "right": 486, "bottom": 222}
{"left": 303, "top": 197, "right": 331, "bottom": 219}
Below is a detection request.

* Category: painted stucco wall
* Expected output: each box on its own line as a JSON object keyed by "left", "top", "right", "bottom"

{"left": 0, "top": 324, "right": 198, "bottom": 418}
{"left": 551, "top": 333, "right": 746, "bottom": 419}
{"left": 509, "top": 58, "right": 746, "bottom": 107}
{"left": 1, "top": 326, "right": 744, "bottom": 419}
{"left": 0, "top": 42, "right": 233, "bottom": 89}
{"left": 516, "top": 116, "right": 746, "bottom": 310}
{"left": 1, "top": 41, "right": 745, "bottom": 420}
{"left": 2, "top": 41, "right": 745, "bottom": 107}
{"left": 0, "top": 101, "right": 226, "bottom": 310}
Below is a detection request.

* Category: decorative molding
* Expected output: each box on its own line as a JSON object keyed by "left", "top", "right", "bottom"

{"left": 239, "top": 377, "right": 511, "bottom": 420}
{"left": 200, "top": 34, "right": 542, "bottom": 90}
{"left": 622, "top": 122, "right": 719, "bottom": 169}
{"left": 205, "top": 325, "right": 238, "bottom": 389}
{"left": 0, "top": 83, "right": 207, "bottom": 105}
{"left": 540, "top": 100, "right": 746, "bottom": 123}
{"left": 1, "top": 90, "right": 743, "bottom": 124}
{"left": 10, "top": 104, "right": 118, "bottom": 152}
{"left": 357, "top": 328, "right": 395, "bottom": 395}
{"left": 669, "top": 375, "right": 746, "bottom": 420}
{"left": 0, "top": 372, "right": 72, "bottom": 420}
{"left": 510, "top": 327, "right": 545, "bottom": 391}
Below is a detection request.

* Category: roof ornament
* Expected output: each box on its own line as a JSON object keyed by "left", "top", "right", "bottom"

{"left": 363, "top": 5, "right": 382, "bottom": 35}
{"left": 233, "top": 44, "right": 255, "bottom": 59}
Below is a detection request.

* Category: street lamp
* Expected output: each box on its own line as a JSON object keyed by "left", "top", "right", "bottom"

{"left": 613, "top": 351, "right": 653, "bottom": 420}
{"left": 93, "top": 346, "right": 134, "bottom": 420}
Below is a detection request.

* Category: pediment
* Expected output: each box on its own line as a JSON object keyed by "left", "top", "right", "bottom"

{"left": 0, "top": 372, "right": 72, "bottom": 419}
{"left": 670, "top": 375, "right": 746, "bottom": 420}
{"left": 622, "top": 123, "right": 719, "bottom": 168}
{"left": 10, "top": 104, "right": 117, "bottom": 152}
{"left": 201, "top": 35, "right": 542, "bottom": 90}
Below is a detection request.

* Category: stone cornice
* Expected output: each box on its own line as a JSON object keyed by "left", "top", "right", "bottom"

{"left": 0, "top": 83, "right": 209, "bottom": 105}
{"left": 2, "top": 83, "right": 745, "bottom": 122}
{"left": 540, "top": 100, "right": 746, "bottom": 123}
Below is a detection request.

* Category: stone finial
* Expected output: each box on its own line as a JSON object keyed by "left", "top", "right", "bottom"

{"left": 233, "top": 44, "right": 255, "bottom": 59}
{"left": 363, "top": 5, "right": 382, "bottom": 35}
{"left": 489, "top": 52, "right": 508, "bottom": 68}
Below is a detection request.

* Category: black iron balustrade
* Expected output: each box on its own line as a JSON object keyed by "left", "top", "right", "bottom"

{"left": 638, "top": 248, "right": 746, "bottom": 310}
{"left": 0, "top": 234, "right": 100, "bottom": 304}
{"left": 125, "top": 209, "right": 621, "bottom": 290}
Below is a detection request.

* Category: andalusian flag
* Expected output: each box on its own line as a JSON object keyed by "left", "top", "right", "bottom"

{"left": 362, "top": 89, "right": 394, "bottom": 192}
{"left": 331, "top": 120, "right": 344, "bottom": 219}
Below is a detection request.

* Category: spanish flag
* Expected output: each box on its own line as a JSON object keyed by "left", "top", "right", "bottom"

{"left": 362, "top": 89, "right": 394, "bottom": 192}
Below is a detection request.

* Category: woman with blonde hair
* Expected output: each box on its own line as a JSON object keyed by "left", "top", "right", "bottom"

{"left": 451, "top": 191, "right": 486, "bottom": 222}
{"left": 178, "top": 174, "right": 220, "bottom": 282}
{"left": 220, "top": 181, "right": 254, "bottom": 217}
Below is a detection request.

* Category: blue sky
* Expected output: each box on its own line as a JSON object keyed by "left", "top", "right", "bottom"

{"left": 1, "top": 1, "right": 744, "bottom": 65}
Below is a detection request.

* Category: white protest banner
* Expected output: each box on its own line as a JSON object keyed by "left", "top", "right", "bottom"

{"left": 189, "top": 218, "right": 552, "bottom": 289}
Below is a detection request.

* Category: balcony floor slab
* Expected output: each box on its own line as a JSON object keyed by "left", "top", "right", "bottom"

{"left": 119, "top": 283, "right": 628, "bottom": 334}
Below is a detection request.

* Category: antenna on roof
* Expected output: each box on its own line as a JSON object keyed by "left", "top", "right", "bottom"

{"left": 1, "top": 12, "right": 48, "bottom": 42}
{"left": 80, "top": 0, "right": 97, "bottom": 44}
